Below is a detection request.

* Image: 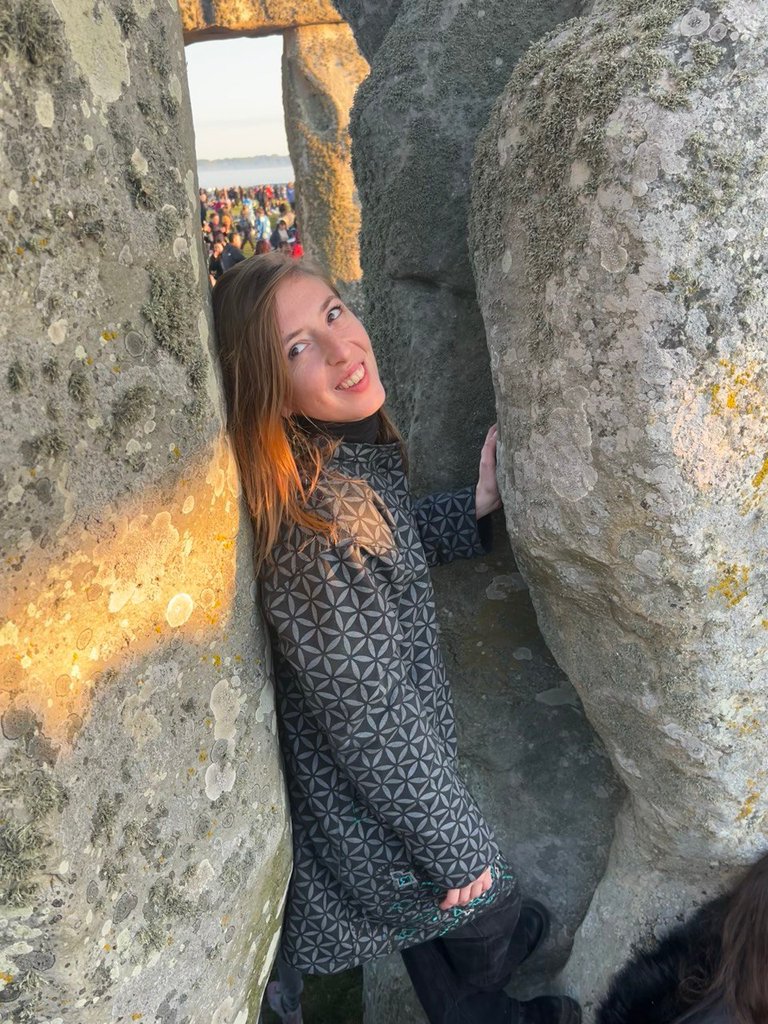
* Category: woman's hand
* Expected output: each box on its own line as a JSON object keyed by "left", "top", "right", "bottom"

{"left": 475, "top": 424, "right": 502, "bottom": 519}
{"left": 439, "top": 866, "right": 493, "bottom": 911}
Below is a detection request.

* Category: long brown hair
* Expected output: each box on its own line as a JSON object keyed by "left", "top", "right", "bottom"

{"left": 212, "top": 252, "right": 403, "bottom": 571}
{"left": 708, "top": 852, "right": 768, "bottom": 1024}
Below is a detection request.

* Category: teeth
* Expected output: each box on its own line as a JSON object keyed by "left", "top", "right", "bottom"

{"left": 337, "top": 365, "right": 365, "bottom": 389}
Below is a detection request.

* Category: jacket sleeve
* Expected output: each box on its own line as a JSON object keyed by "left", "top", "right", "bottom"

{"left": 412, "top": 484, "right": 493, "bottom": 567}
{"left": 261, "top": 534, "right": 498, "bottom": 889}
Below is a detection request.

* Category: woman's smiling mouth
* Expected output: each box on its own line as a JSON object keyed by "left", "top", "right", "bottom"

{"left": 336, "top": 363, "right": 367, "bottom": 390}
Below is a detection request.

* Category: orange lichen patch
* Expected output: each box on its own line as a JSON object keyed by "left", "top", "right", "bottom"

{"left": 708, "top": 564, "right": 750, "bottom": 607}
{"left": 0, "top": 972, "right": 13, "bottom": 984}
{"left": 737, "top": 788, "right": 761, "bottom": 822}
{"left": 0, "top": 435, "right": 241, "bottom": 740}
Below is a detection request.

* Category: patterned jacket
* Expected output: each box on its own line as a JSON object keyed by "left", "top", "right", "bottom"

{"left": 259, "top": 439, "right": 519, "bottom": 974}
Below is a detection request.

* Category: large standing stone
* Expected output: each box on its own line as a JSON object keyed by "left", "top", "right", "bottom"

{"left": 349, "top": 0, "right": 587, "bottom": 490}
{"left": 282, "top": 22, "right": 368, "bottom": 287}
{"left": 472, "top": 0, "right": 768, "bottom": 1009}
{"left": 331, "top": 0, "right": 405, "bottom": 61}
{"left": 0, "top": 1, "right": 289, "bottom": 1021}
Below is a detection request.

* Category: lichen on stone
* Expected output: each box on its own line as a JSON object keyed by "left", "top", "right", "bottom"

{"left": 7, "top": 359, "right": 26, "bottom": 392}
{"left": 111, "top": 382, "right": 153, "bottom": 434}
{"left": 0, "top": 0, "right": 66, "bottom": 69}
{"left": 473, "top": 0, "right": 729, "bottom": 292}
{"left": 67, "top": 364, "right": 90, "bottom": 404}
{"left": 126, "top": 165, "right": 160, "bottom": 211}
{"left": 31, "top": 428, "right": 67, "bottom": 458}
{"left": 142, "top": 261, "right": 198, "bottom": 364}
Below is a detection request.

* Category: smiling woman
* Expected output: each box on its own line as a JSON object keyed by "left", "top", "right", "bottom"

{"left": 211, "top": 251, "right": 577, "bottom": 1024}
{"left": 275, "top": 273, "right": 386, "bottom": 421}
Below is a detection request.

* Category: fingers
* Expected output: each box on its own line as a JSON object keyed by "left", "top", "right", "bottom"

{"left": 438, "top": 868, "right": 494, "bottom": 911}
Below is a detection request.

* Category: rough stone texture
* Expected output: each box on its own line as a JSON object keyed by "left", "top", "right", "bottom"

{"left": 349, "top": 0, "right": 588, "bottom": 492}
{"left": 180, "top": 0, "right": 342, "bottom": 42}
{"left": 0, "top": 1, "right": 289, "bottom": 1021}
{"left": 282, "top": 23, "right": 368, "bottom": 286}
{"left": 472, "top": 0, "right": 768, "bottom": 1012}
{"left": 330, "top": 0, "right": 405, "bottom": 61}
{"left": 364, "top": 528, "right": 623, "bottom": 1024}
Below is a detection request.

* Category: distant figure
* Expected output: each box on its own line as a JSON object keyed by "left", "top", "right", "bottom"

{"left": 286, "top": 181, "right": 295, "bottom": 208}
{"left": 598, "top": 851, "right": 768, "bottom": 1024}
{"left": 255, "top": 240, "right": 271, "bottom": 255}
{"left": 270, "top": 219, "right": 290, "bottom": 250}
{"left": 254, "top": 207, "right": 271, "bottom": 245}
{"left": 278, "top": 202, "right": 295, "bottom": 229}
{"left": 208, "top": 241, "right": 224, "bottom": 286}
{"left": 220, "top": 234, "right": 246, "bottom": 273}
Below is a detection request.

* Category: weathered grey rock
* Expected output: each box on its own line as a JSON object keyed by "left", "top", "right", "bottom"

{"left": 0, "top": 1, "right": 289, "bottom": 1020}
{"left": 282, "top": 22, "right": 369, "bottom": 287}
{"left": 331, "top": 0, "right": 405, "bottom": 61}
{"left": 472, "top": 0, "right": 768, "bottom": 1011}
{"left": 349, "top": 0, "right": 587, "bottom": 491}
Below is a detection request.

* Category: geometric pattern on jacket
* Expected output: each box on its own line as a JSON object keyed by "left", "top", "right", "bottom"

{"left": 259, "top": 440, "right": 518, "bottom": 974}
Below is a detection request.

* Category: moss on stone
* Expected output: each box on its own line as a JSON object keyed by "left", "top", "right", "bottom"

{"left": 31, "top": 429, "right": 67, "bottom": 458}
{"left": 0, "top": 0, "right": 66, "bottom": 69}
{"left": 126, "top": 166, "right": 160, "bottom": 211}
{"left": 116, "top": 2, "right": 139, "bottom": 36}
{"left": 111, "top": 383, "right": 153, "bottom": 434}
{"left": 156, "top": 205, "right": 180, "bottom": 242}
{"left": 90, "top": 792, "right": 123, "bottom": 844}
{"left": 67, "top": 365, "right": 90, "bottom": 404}
{"left": 142, "top": 261, "right": 197, "bottom": 364}
{"left": 7, "top": 359, "right": 26, "bottom": 392}
{"left": 41, "top": 358, "right": 59, "bottom": 383}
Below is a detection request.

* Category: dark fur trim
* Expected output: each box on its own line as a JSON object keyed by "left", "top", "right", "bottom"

{"left": 597, "top": 897, "right": 727, "bottom": 1024}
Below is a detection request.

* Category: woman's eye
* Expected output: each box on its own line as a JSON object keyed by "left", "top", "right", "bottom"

{"left": 327, "top": 304, "right": 343, "bottom": 324}
{"left": 288, "top": 342, "right": 308, "bottom": 360}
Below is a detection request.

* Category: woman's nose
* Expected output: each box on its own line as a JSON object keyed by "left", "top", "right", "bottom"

{"left": 323, "top": 333, "right": 354, "bottom": 364}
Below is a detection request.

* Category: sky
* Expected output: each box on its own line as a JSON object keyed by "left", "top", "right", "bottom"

{"left": 185, "top": 36, "right": 289, "bottom": 160}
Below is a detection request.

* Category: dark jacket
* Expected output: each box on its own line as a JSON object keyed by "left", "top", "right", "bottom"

{"left": 259, "top": 440, "right": 518, "bottom": 974}
{"left": 597, "top": 897, "right": 731, "bottom": 1024}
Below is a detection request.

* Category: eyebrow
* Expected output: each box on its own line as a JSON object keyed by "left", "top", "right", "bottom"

{"left": 282, "top": 294, "right": 337, "bottom": 345}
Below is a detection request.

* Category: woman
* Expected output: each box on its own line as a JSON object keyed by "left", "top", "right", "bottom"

{"left": 212, "top": 253, "right": 579, "bottom": 1024}
{"left": 597, "top": 853, "right": 768, "bottom": 1024}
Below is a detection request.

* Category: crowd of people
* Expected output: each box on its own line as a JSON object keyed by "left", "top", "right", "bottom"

{"left": 200, "top": 183, "right": 303, "bottom": 287}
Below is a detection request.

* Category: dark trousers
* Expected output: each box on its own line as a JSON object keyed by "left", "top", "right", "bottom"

{"left": 401, "top": 890, "right": 526, "bottom": 1024}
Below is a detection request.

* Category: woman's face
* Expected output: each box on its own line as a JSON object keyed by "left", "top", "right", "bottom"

{"left": 275, "top": 273, "right": 386, "bottom": 422}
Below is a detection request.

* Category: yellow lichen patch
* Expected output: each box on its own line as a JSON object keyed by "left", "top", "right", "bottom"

{"left": 101, "top": 330, "right": 119, "bottom": 341}
{"left": 737, "top": 788, "right": 761, "bottom": 822}
{"left": 0, "top": 971, "right": 13, "bottom": 984}
{"left": 0, "top": 435, "right": 240, "bottom": 740}
{"left": 752, "top": 455, "right": 768, "bottom": 490}
{"left": 132, "top": 1013, "right": 143, "bottom": 1020}
{"left": 709, "top": 564, "right": 750, "bottom": 607}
